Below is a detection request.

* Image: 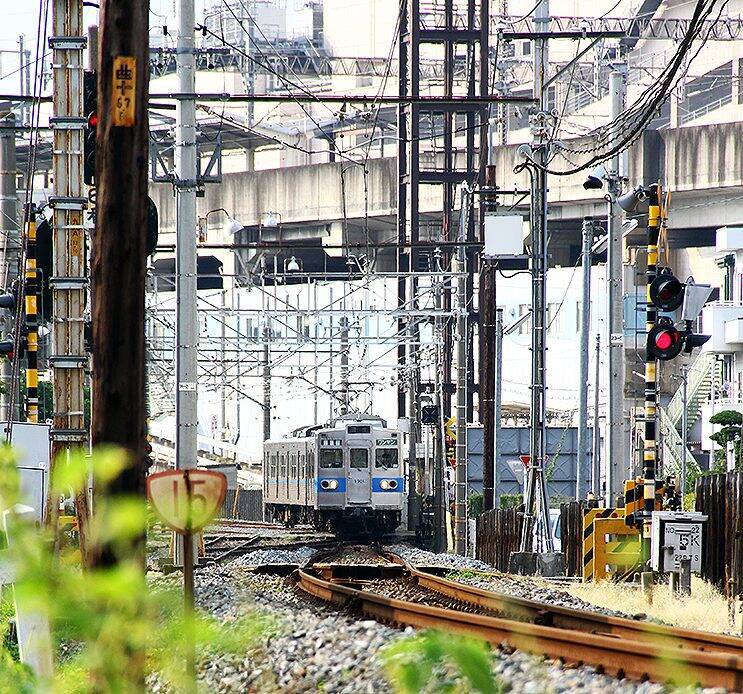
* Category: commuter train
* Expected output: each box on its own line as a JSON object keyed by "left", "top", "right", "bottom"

{"left": 263, "top": 414, "right": 404, "bottom": 534}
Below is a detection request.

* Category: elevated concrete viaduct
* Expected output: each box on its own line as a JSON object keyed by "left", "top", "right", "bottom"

{"left": 151, "top": 121, "right": 743, "bottom": 263}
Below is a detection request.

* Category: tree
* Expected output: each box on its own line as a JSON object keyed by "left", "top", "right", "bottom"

{"left": 708, "top": 409, "right": 743, "bottom": 471}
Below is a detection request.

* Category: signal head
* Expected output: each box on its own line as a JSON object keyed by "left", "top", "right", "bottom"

{"left": 647, "top": 317, "right": 683, "bottom": 361}
{"left": 649, "top": 268, "right": 685, "bottom": 311}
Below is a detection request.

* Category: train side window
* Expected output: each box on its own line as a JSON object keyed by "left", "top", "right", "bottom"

{"left": 350, "top": 448, "right": 369, "bottom": 469}
{"left": 375, "top": 448, "right": 398, "bottom": 469}
{"left": 319, "top": 449, "right": 343, "bottom": 468}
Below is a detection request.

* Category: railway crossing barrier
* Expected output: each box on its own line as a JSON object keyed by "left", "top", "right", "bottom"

{"left": 582, "top": 479, "right": 671, "bottom": 581}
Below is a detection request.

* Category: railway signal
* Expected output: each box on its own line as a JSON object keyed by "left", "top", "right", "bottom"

{"left": 647, "top": 318, "right": 683, "bottom": 361}
{"left": 649, "top": 268, "right": 684, "bottom": 311}
{"left": 646, "top": 268, "right": 712, "bottom": 361}
{"left": 83, "top": 70, "right": 97, "bottom": 186}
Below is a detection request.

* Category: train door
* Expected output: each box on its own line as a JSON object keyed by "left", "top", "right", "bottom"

{"left": 347, "top": 445, "right": 371, "bottom": 504}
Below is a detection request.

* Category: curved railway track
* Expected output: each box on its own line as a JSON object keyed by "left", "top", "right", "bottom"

{"left": 295, "top": 553, "right": 743, "bottom": 690}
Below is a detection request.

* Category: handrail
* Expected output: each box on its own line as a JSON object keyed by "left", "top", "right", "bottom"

{"left": 666, "top": 351, "right": 717, "bottom": 426}
{"left": 659, "top": 407, "right": 699, "bottom": 476}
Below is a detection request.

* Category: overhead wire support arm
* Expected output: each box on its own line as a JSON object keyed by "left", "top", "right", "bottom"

{"left": 148, "top": 93, "right": 537, "bottom": 105}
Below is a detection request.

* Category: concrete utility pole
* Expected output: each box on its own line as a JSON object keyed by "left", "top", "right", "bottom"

{"left": 680, "top": 363, "right": 689, "bottom": 500}
{"left": 93, "top": 1, "right": 149, "bottom": 567}
{"left": 455, "top": 184, "right": 471, "bottom": 555}
{"left": 605, "top": 67, "right": 627, "bottom": 504}
{"left": 406, "top": 308, "right": 418, "bottom": 531}
{"left": 433, "top": 263, "right": 446, "bottom": 550}
{"left": 48, "top": 0, "right": 90, "bottom": 543}
{"left": 339, "top": 314, "right": 349, "bottom": 413}
{"left": 0, "top": 108, "right": 19, "bottom": 423}
{"left": 577, "top": 218, "right": 593, "bottom": 500}
{"left": 175, "top": 0, "right": 199, "bottom": 475}
{"left": 262, "top": 325, "right": 271, "bottom": 440}
{"left": 520, "top": 0, "right": 554, "bottom": 554}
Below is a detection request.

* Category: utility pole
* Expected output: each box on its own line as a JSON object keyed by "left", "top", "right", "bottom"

{"left": 262, "top": 325, "right": 271, "bottom": 440}
{"left": 576, "top": 218, "right": 593, "bottom": 500}
{"left": 605, "top": 67, "right": 627, "bottom": 505}
{"left": 93, "top": 1, "right": 149, "bottom": 567}
{"left": 520, "top": 0, "right": 554, "bottom": 554}
{"left": 433, "top": 258, "right": 446, "bottom": 550}
{"left": 592, "top": 333, "right": 601, "bottom": 496}
{"left": 175, "top": 0, "right": 198, "bottom": 475}
{"left": 455, "top": 184, "right": 471, "bottom": 555}
{"left": 0, "top": 107, "right": 19, "bottom": 423}
{"left": 406, "top": 308, "right": 418, "bottom": 531}
{"left": 48, "top": 0, "right": 90, "bottom": 547}
{"left": 680, "top": 363, "right": 689, "bottom": 501}
{"left": 495, "top": 307, "right": 504, "bottom": 508}
{"left": 479, "top": 259, "right": 496, "bottom": 510}
{"left": 340, "top": 314, "right": 349, "bottom": 413}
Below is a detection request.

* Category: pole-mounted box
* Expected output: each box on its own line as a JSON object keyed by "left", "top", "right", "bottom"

{"left": 650, "top": 511, "right": 707, "bottom": 573}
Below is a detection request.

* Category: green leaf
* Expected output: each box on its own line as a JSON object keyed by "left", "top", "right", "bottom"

{"left": 51, "top": 448, "right": 89, "bottom": 494}
{"left": 90, "top": 446, "right": 131, "bottom": 486}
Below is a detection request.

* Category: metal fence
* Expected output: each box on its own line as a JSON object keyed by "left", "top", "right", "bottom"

{"left": 695, "top": 471, "right": 743, "bottom": 598}
{"left": 475, "top": 505, "right": 524, "bottom": 571}
{"left": 220, "top": 488, "right": 264, "bottom": 522}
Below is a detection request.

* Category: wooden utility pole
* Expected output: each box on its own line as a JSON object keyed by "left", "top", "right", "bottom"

{"left": 91, "top": 1, "right": 150, "bottom": 566}
{"left": 479, "top": 260, "right": 496, "bottom": 510}
{"left": 48, "top": 0, "right": 90, "bottom": 560}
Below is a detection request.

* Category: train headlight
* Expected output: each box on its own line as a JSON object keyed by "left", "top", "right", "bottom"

{"left": 320, "top": 479, "right": 339, "bottom": 490}
{"left": 380, "top": 479, "right": 398, "bottom": 491}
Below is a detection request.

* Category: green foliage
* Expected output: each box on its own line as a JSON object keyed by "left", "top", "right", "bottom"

{"left": 498, "top": 493, "right": 523, "bottom": 510}
{"left": 0, "top": 444, "right": 273, "bottom": 691}
{"left": 383, "top": 630, "right": 501, "bottom": 693}
{"left": 468, "top": 492, "right": 484, "bottom": 517}
{"left": 709, "top": 409, "right": 743, "bottom": 427}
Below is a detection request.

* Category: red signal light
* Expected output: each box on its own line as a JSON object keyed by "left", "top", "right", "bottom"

{"left": 87, "top": 112, "right": 98, "bottom": 128}
{"left": 654, "top": 330, "right": 677, "bottom": 351}
{"left": 647, "top": 318, "right": 683, "bottom": 361}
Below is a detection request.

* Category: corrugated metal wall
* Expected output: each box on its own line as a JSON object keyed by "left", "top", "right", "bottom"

{"left": 466, "top": 425, "right": 592, "bottom": 504}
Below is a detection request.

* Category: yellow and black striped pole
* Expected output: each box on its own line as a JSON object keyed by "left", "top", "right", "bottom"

{"left": 643, "top": 183, "right": 662, "bottom": 543}
{"left": 25, "top": 212, "right": 38, "bottom": 423}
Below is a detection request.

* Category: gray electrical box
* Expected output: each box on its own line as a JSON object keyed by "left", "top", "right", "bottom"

{"left": 4, "top": 422, "right": 51, "bottom": 522}
{"left": 650, "top": 511, "right": 707, "bottom": 573}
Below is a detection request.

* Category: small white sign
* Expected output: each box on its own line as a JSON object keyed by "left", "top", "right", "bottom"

{"left": 610, "top": 333, "right": 624, "bottom": 346}
{"left": 178, "top": 382, "right": 197, "bottom": 392}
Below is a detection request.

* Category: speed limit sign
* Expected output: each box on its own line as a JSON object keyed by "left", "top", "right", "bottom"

{"left": 147, "top": 468, "right": 227, "bottom": 534}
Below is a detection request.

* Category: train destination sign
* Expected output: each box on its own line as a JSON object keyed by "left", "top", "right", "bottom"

{"left": 146, "top": 468, "right": 227, "bottom": 533}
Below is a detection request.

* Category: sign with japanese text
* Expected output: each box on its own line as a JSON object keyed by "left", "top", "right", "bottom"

{"left": 147, "top": 469, "right": 227, "bottom": 533}
{"left": 112, "top": 56, "right": 136, "bottom": 126}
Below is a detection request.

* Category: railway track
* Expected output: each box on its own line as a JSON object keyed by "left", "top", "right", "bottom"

{"left": 295, "top": 551, "right": 743, "bottom": 690}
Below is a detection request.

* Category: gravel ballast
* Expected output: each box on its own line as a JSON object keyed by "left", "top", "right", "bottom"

{"left": 146, "top": 544, "right": 718, "bottom": 693}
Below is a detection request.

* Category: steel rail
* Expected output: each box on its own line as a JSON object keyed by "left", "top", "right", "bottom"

{"left": 403, "top": 564, "right": 743, "bottom": 658}
{"left": 296, "top": 568, "right": 743, "bottom": 690}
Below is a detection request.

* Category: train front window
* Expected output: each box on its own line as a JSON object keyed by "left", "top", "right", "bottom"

{"left": 350, "top": 448, "right": 369, "bottom": 469}
{"left": 375, "top": 448, "right": 398, "bottom": 469}
{"left": 320, "top": 449, "right": 343, "bottom": 469}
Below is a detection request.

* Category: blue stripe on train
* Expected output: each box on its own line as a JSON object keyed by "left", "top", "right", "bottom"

{"left": 371, "top": 477, "right": 404, "bottom": 492}
{"left": 316, "top": 477, "right": 346, "bottom": 493}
